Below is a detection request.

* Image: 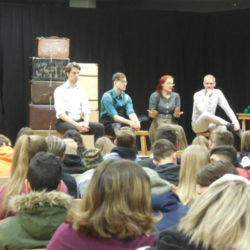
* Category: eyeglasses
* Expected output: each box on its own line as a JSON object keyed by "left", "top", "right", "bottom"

{"left": 121, "top": 80, "right": 128, "bottom": 84}
{"left": 166, "top": 83, "right": 175, "bottom": 86}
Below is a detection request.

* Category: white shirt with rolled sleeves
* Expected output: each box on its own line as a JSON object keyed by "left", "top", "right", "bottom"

{"left": 54, "top": 81, "right": 90, "bottom": 121}
{"left": 192, "top": 88, "right": 239, "bottom": 132}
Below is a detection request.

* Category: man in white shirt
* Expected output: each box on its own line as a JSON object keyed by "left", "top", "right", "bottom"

{"left": 54, "top": 62, "right": 104, "bottom": 141}
{"left": 192, "top": 74, "right": 240, "bottom": 133}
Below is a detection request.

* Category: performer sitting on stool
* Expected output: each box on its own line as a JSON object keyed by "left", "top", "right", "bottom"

{"left": 192, "top": 74, "right": 240, "bottom": 134}
{"left": 100, "top": 72, "right": 140, "bottom": 136}
{"left": 54, "top": 62, "right": 104, "bottom": 141}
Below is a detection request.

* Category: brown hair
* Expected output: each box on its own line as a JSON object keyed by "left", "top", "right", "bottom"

{"left": 112, "top": 72, "right": 126, "bottom": 82}
{"left": 210, "top": 129, "right": 234, "bottom": 147}
{"left": 116, "top": 127, "right": 136, "bottom": 148}
{"left": 65, "top": 62, "right": 81, "bottom": 74}
{"left": 95, "top": 137, "right": 115, "bottom": 156}
{"left": 196, "top": 161, "right": 238, "bottom": 187}
{"left": 0, "top": 134, "right": 11, "bottom": 147}
{"left": 241, "top": 130, "right": 250, "bottom": 151}
{"left": 153, "top": 139, "right": 176, "bottom": 162}
{"left": 67, "top": 159, "right": 159, "bottom": 239}
{"left": 192, "top": 135, "right": 209, "bottom": 149}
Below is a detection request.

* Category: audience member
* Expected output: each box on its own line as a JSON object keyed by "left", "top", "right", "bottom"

{"left": 95, "top": 136, "right": 115, "bottom": 156}
{"left": 191, "top": 135, "right": 209, "bottom": 149}
{"left": 209, "top": 128, "right": 234, "bottom": 148}
{"left": 239, "top": 130, "right": 250, "bottom": 169}
{"left": 62, "top": 138, "right": 86, "bottom": 174}
{"left": 152, "top": 175, "right": 250, "bottom": 250}
{"left": 143, "top": 167, "right": 188, "bottom": 236}
{"left": 0, "top": 152, "right": 73, "bottom": 249}
{"left": 0, "top": 135, "right": 47, "bottom": 219}
{"left": 196, "top": 161, "right": 238, "bottom": 195}
{"left": 47, "top": 160, "right": 159, "bottom": 250}
{"left": 152, "top": 139, "right": 179, "bottom": 185}
{"left": 104, "top": 127, "right": 140, "bottom": 161}
{"left": 210, "top": 145, "right": 250, "bottom": 179}
{"left": 76, "top": 148, "right": 104, "bottom": 198}
{"left": 0, "top": 134, "right": 13, "bottom": 176}
{"left": 176, "top": 145, "right": 209, "bottom": 206}
{"left": 139, "top": 124, "right": 178, "bottom": 169}
{"left": 45, "top": 135, "right": 77, "bottom": 197}
{"left": 15, "top": 126, "right": 33, "bottom": 142}
{"left": 63, "top": 129, "right": 86, "bottom": 157}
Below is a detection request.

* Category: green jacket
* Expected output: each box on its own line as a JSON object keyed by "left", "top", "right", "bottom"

{"left": 0, "top": 190, "right": 73, "bottom": 250}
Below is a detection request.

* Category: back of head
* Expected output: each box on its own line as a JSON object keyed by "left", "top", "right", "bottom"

{"left": 95, "top": 136, "right": 115, "bottom": 156}
{"left": 64, "top": 129, "right": 85, "bottom": 155}
{"left": 0, "top": 134, "right": 12, "bottom": 147}
{"left": 178, "top": 176, "right": 250, "bottom": 250}
{"left": 153, "top": 139, "right": 176, "bottom": 162}
{"left": 241, "top": 130, "right": 250, "bottom": 151}
{"left": 63, "top": 138, "right": 78, "bottom": 155}
{"left": 16, "top": 127, "right": 33, "bottom": 142}
{"left": 45, "top": 135, "right": 66, "bottom": 158}
{"left": 115, "top": 127, "right": 136, "bottom": 148}
{"left": 28, "top": 152, "right": 62, "bottom": 191}
{"left": 177, "top": 145, "right": 209, "bottom": 205}
{"left": 196, "top": 161, "right": 239, "bottom": 187}
{"left": 210, "top": 145, "right": 238, "bottom": 166}
{"left": 192, "top": 135, "right": 209, "bottom": 149}
{"left": 210, "top": 129, "right": 234, "bottom": 148}
{"left": 68, "top": 159, "right": 158, "bottom": 239}
{"left": 155, "top": 124, "right": 177, "bottom": 146}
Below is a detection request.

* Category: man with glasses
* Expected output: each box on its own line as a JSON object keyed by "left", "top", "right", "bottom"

{"left": 192, "top": 74, "right": 240, "bottom": 134}
{"left": 100, "top": 72, "right": 140, "bottom": 135}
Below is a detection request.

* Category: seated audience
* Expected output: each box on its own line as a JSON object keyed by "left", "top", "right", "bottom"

{"left": 152, "top": 139, "right": 180, "bottom": 185}
{"left": 152, "top": 174, "right": 250, "bottom": 250}
{"left": 238, "top": 130, "right": 250, "bottom": 169}
{"left": 0, "top": 152, "right": 72, "bottom": 249}
{"left": 210, "top": 145, "right": 250, "bottom": 179}
{"left": 196, "top": 161, "right": 239, "bottom": 195}
{"left": 47, "top": 160, "right": 159, "bottom": 250}
{"left": 76, "top": 148, "right": 104, "bottom": 198}
{"left": 139, "top": 124, "right": 178, "bottom": 169}
{"left": 191, "top": 135, "right": 209, "bottom": 149}
{"left": 176, "top": 145, "right": 209, "bottom": 206}
{"left": 45, "top": 135, "right": 77, "bottom": 197}
{"left": 143, "top": 167, "right": 188, "bottom": 236}
{"left": 95, "top": 136, "right": 115, "bottom": 156}
{"left": 209, "top": 128, "right": 234, "bottom": 149}
{"left": 104, "top": 127, "right": 140, "bottom": 162}
{"left": 0, "top": 135, "right": 47, "bottom": 220}
{"left": 62, "top": 138, "right": 86, "bottom": 174}
{"left": 63, "top": 129, "right": 86, "bottom": 158}
{"left": 0, "top": 134, "right": 13, "bottom": 176}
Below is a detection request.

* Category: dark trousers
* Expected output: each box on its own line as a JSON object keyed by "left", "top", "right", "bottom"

{"left": 55, "top": 119, "right": 105, "bottom": 142}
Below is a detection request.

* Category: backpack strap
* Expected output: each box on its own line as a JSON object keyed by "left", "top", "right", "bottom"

{"left": 105, "top": 92, "right": 129, "bottom": 104}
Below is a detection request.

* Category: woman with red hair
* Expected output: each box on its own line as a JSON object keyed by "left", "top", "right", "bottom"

{"left": 148, "top": 75, "right": 187, "bottom": 149}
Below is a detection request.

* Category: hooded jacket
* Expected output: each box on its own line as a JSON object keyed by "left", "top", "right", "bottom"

{"left": 0, "top": 190, "right": 73, "bottom": 249}
{"left": 152, "top": 191, "right": 189, "bottom": 235}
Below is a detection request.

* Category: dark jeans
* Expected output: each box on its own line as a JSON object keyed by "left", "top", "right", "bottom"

{"left": 55, "top": 119, "right": 105, "bottom": 142}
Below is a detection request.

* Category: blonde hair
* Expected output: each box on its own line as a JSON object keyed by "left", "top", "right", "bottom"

{"left": 178, "top": 180, "right": 250, "bottom": 250}
{"left": 95, "top": 137, "right": 115, "bottom": 156}
{"left": 192, "top": 136, "right": 209, "bottom": 149}
{"left": 0, "top": 135, "right": 47, "bottom": 216}
{"left": 241, "top": 130, "right": 250, "bottom": 151}
{"left": 67, "top": 159, "right": 159, "bottom": 239}
{"left": 176, "top": 145, "right": 209, "bottom": 206}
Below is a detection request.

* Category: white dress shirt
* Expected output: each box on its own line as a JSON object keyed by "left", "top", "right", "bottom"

{"left": 54, "top": 81, "right": 90, "bottom": 121}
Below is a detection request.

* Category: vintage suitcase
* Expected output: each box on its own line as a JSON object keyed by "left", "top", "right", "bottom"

{"left": 30, "top": 80, "right": 63, "bottom": 104}
{"left": 29, "top": 104, "right": 56, "bottom": 130}
{"left": 30, "top": 57, "right": 69, "bottom": 81}
{"left": 35, "top": 36, "right": 70, "bottom": 58}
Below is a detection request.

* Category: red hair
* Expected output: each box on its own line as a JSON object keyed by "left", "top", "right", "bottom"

{"left": 156, "top": 75, "right": 175, "bottom": 93}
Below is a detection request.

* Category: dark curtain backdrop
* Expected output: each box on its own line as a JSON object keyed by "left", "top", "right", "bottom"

{"left": 0, "top": 3, "right": 249, "bottom": 143}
